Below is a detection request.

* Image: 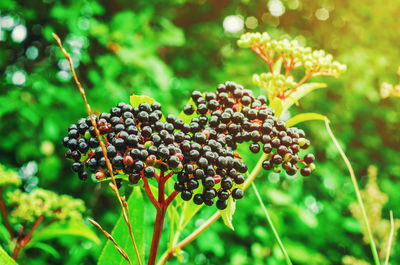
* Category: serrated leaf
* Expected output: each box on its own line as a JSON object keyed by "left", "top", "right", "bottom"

{"left": 285, "top": 113, "right": 327, "bottom": 127}
{"left": 129, "top": 94, "right": 156, "bottom": 108}
{"left": 31, "top": 222, "right": 100, "bottom": 244}
{"left": 219, "top": 197, "right": 236, "bottom": 230}
{"left": 0, "top": 245, "right": 17, "bottom": 265}
{"left": 273, "top": 57, "right": 283, "bottom": 75}
{"left": 282, "top": 83, "right": 327, "bottom": 111}
{"left": 178, "top": 98, "right": 197, "bottom": 124}
{"left": 98, "top": 187, "right": 145, "bottom": 265}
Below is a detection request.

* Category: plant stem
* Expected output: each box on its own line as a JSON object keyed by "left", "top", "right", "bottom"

{"left": 12, "top": 215, "right": 44, "bottom": 260}
{"left": 324, "top": 119, "right": 381, "bottom": 265}
{"left": 384, "top": 211, "right": 395, "bottom": 265}
{"left": 0, "top": 187, "right": 13, "bottom": 241}
{"left": 157, "top": 211, "right": 220, "bottom": 265}
{"left": 148, "top": 206, "right": 167, "bottom": 265}
{"left": 148, "top": 171, "right": 168, "bottom": 265}
{"left": 251, "top": 182, "right": 293, "bottom": 265}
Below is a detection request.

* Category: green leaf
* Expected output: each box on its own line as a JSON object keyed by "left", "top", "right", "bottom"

{"left": 0, "top": 224, "right": 11, "bottom": 244}
{"left": 25, "top": 242, "right": 60, "bottom": 259}
{"left": 31, "top": 222, "right": 100, "bottom": 244}
{"left": 130, "top": 94, "right": 156, "bottom": 108}
{"left": 181, "top": 201, "right": 203, "bottom": 229}
{"left": 283, "top": 240, "right": 328, "bottom": 264}
{"left": 0, "top": 245, "right": 17, "bottom": 265}
{"left": 282, "top": 83, "right": 327, "bottom": 111}
{"left": 285, "top": 113, "right": 327, "bottom": 127}
{"left": 268, "top": 98, "right": 284, "bottom": 118}
{"left": 98, "top": 187, "right": 145, "bottom": 265}
{"left": 178, "top": 98, "right": 197, "bottom": 124}
{"left": 219, "top": 197, "right": 236, "bottom": 230}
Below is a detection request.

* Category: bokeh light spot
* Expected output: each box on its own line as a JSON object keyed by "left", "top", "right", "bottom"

{"left": 315, "top": 8, "right": 329, "bottom": 21}
{"left": 78, "top": 17, "right": 90, "bottom": 30}
{"left": 245, "top": 16, "right": 258, "bottom": 29}
{"left": 26, "top": 46, "right": 39, "bottom": 60}
{"left": 223, "top": 15, "right": 244, "bottom": 33}
{"left": 0, "top": 15, "right": 15, "bottom": 29}
{"left": 12, "top": 71, "right": 26, "bottom": 85}
{"left": 11, "top": 24, "right": 27, "bottom": 43}
{"left": 57, "top": 70, "right": 71, "bottom": 81}
{"left": 268, "top": 0, "right": 285, "bottom": 17}
{"left": 287, "top": 0, "right": 300, "bottom": 10}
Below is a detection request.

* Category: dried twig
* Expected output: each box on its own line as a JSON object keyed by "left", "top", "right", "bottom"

{"left": 88, "top": 219, "right": 132, "bottom": 265}
{"left": 52, "top": 33, "right": 142, "bottom": 265}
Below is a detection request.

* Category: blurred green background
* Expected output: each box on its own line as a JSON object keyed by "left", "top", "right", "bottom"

{"left": 1, "top": 0, "right": 400, "bottom": 264}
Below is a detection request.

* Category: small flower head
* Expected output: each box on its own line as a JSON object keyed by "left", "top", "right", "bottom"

{"left": 0, "top": 164, "right": 21, "bottom": 187}
{"left": 7, "top": 188, "right": 85, "bottom": 223}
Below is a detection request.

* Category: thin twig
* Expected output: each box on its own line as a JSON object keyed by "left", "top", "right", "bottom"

{"left": 324, "top": 118, "right": 381, "bottom": 265}
{"left": 251, "top": 46, "right": 274, "bottom": 72}
{"left": 52, "top": 33, "right": 142, "bottom": 265}
{"left": 284, "top": 72, "right": 311, "bottom": 99}
{"left": 251, "top": 182, "right": 292, "bottom": 265}
{"left": 0, "top": 187, "right": 14, "bottom": 241}
{"left": 88, "top": 218, "right": 132, "bottom": 265}
{"left": 384, "top": 211, "right": 395, "bottom": 265}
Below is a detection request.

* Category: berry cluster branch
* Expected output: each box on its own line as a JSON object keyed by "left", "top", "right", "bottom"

{"left": 0, "top": 187, "right": 13, "bottom": 241}
{"left": 148, "top": 171, "right": 179, "bottom": 265}
{"left": 52, "top": 33, "right": 142, "bottom": 265}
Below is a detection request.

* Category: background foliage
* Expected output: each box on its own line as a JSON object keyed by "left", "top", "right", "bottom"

{"left": 1, "top": 0, "right": 400, "bottom": 264}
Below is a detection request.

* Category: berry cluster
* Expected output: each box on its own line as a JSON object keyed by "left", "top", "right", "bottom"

{"left": 182, "top": 81, "right": 315, "bottom": 177}
{"left": 63, "top": 82, "right": 315, "bottom": 210}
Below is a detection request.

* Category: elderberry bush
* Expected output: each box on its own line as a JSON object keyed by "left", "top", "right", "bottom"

{"left": 62, "top": 82, "right": 314, "bottom": 210}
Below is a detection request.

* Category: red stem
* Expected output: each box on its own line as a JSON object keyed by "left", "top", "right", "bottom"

{"left": 148, "top": 206, "right": 167, "bottom": 265}
{"left": 0, "top": 187, "right": 13, "bottom": 241}
{"left": 251, "top": 46, "right": 274, "bottom": 72}
{"left": 148, "top": 170, "right": 167, "bottom": 265}
{"left": 143, "top": 177, "right": 160, "bottom": 209}
{"left": 12, "top": 215, "right": 44, "bottom": 260}
{"left": 166, "top": 191, "right": 178, "bottom": 206}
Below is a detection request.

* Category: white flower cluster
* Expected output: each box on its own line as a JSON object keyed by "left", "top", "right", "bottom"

{"left": 7, "top": 188, "right": 85, "bottom": 223}
{"left": 237, "top": 32, "right": 346, "bottom": 77}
